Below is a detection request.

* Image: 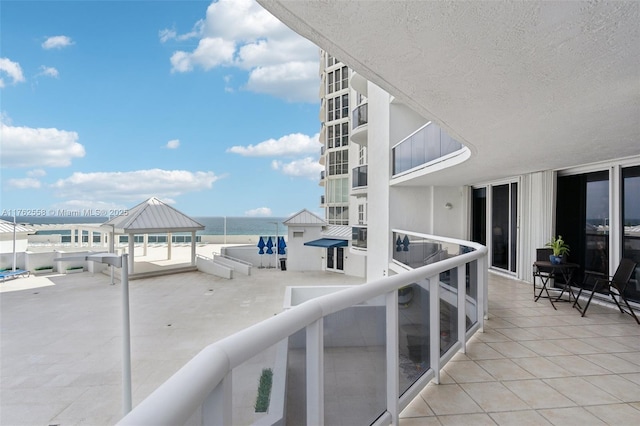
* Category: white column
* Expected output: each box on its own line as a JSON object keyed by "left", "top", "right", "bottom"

{"left": 88, "top": 230, "right": 93, "bottom": 247}
{"left": 167, "top": 233, "right": 172, "bottom": 260}
{"left": 128, "top": 234, "right": 135, "bottom": 273}
{"left": 191, "top": 231, "right": 196, "bottom": 266}
{"left": 143, "top": 234, "right": 148, "bottom": 256}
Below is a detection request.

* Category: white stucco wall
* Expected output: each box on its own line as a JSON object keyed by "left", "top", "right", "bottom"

{"left": 286, "top": 226, "right": 325, "bottom": 271}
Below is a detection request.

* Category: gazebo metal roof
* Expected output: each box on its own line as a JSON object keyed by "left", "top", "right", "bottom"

{"left": 102, "top": 197, "right": 204, "bottom": 234}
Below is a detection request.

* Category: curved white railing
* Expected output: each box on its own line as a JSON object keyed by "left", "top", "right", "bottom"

{"left": 118, "top": 234, "right": 487, "bottom": 426}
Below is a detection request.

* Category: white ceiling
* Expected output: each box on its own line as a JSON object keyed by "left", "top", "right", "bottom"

{"left": 259, "top": 0, "right": 640, "bottom": 186}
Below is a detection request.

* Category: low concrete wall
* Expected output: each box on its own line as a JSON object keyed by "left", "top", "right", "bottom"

{"left": 213, "top": 255, "right": 251, "bottom": 275}
{"left": 196, "top": 256, "right": 233, "bottom": 279}
{"left": 222, "top": 245, "right": 280, "bottom": 269}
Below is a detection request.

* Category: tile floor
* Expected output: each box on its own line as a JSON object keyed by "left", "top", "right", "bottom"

{"left": 400, "top": 273, "right": 640, "bottom": 425}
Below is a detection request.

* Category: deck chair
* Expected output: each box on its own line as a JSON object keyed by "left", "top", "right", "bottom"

{"left": 575, "top": 258, "right": 639, "bottom": 324}
{"left": 533, "top": 248, "right": 554, "bottom": 300}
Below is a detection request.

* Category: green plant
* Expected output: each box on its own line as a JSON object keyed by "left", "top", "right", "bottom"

{"left": 546, "top": 235, "right": 570, "bottom": 257}
{"left": 35, "top": 266, "right": 54, "bottom": 271}
{"left": 66, "top": 266, "right": 84, "bottom": 270}
{"left": 254, "top": 368, "right": 273, "bottom": 413}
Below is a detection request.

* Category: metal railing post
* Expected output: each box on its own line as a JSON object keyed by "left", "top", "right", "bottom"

{"left": 306, "top": 319, "right": 324, "bottom": 425}
{"left": 429, "top": 275, "right": 440, "bottom": 384}
{"left": 457, "top": 264, "right": 467, "bottom": 352}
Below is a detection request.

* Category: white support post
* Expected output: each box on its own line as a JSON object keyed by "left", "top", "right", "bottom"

{"left": 167, "top": 233, "right": 172, "bottom": 260}
{"left": 121, "top": 254, "right": 132, "bottom": 415}
{"left": 429, "top": 275, "right": 440, "bottom": 384}
{"left": 306, "top": 319, "right": 324, "bottom": 425}
{"left": 480, "top": 259, "right": 488, "bottom": 328}
{"left": 457, "top": 264, "right": 467, "bottom": 352}
{"left": 386, "top": 290, "right": 400, "bottom": 424}
{"left": 143, "top": 234, "right": 148, "bottom": 256}
{"left": 191, "top": 231, "right": 196, "bottom": 266}
{"left": 202, "top": 372, "right": 233, "bottom": 425}
{"left": 128, "top": 234, "right": 135, "bottom": 274}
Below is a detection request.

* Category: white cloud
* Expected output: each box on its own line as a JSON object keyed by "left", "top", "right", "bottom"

{"left": 27, "top": 169, "right": 47, "bottom": 177}
{"left": 245, "top": 207, "right": 272, "bottom": 217}
{"left": 42, "top": 35, "right": 74, "bottom": 50}
{"left": 166, "top": 139, "right": 180, "bottom": 149}
{"left": 227, "top": 133, "right": 319, "bottom": 157}
{"left": 51, "top": 169, "right": 219, "bottom": 202}
{"left": 164, "top": 0, "right": 319, "bottom": 102}
{"left": 0, "top": 123, "right": 85, "bottom": 168}
{"left": 271, "top": 157, "right": 323, "bottom": 179}
{"left": 0, "top": 57, "right": 25, "bottom": 88}
{"left": 38, "top": 66, "right": 59, "bottom": 78}
{"left": 6, "top": 177, "right": 42, "bottom": 189}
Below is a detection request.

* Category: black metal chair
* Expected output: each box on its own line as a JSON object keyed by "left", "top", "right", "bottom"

{"left": 574, "top": 258, "right": 639, "bottom": 324}
{"left": 533, "top": 248, "right": 554, "bottom": 299}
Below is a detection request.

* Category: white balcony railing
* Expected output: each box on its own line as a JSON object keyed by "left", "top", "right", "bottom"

{"left": 118, "top": 234, "right": 487, "bottom": 426}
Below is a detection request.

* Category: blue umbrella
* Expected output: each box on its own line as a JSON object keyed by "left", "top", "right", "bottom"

{"left": 266, "top": 236, "right": 274, "bottom": 255}
{"left": 396, "top": 236, "right": 402, "bottom": 252}
{"left": 278, "top": 236, "right": 287, "bottom": 255}
{"left": 257, "top": 236, "right": 265, "bottom": 255}
{"left": 402, "top": 235, "right": 410, "bottom": 252}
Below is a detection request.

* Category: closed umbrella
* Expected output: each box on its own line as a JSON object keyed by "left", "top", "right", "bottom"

{"left": 278, "top": 236, "right": 287, "bottom": 256}
{"left": 266, "top": 237, "right": 274, "bottom": 268}
{"left": 257, "top": 236, "right": 266, "bottom": 268}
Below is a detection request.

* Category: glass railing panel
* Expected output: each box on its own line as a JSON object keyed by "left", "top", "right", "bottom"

{"left": 352, "top": 103, "right": 368, "bottom": 129}
{"left": 392, "top": 122, "right": 465, "bottom": 176}
{"left": 286, "top": 328, "right": 306, "bottom": 425}
{"left": 352, "top": 165, "right": 368, "bottom": 188}
{"left": 466, "top": 260, "right": 479, "bottom": 331}
{"left": 393, "top": 232, "right": 472, "bottom": 269}
{"left": 352, "top": 226, "right": 367, "bottom": 249}
{"left": 398, "top": 279, "right": 430, "bottom": 396}
{"left": 231, "top": 341, "right": 282, "bottom": 425}
{"left": 323, "top": 300, "right": 386, "bottom": 425}
{"left": 439, "top": 268, "right": 458, "bottom": 356}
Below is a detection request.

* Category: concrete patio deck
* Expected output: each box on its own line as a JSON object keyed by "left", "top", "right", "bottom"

{"left": 1, "top": 264, "right": 639, "bottom": 425}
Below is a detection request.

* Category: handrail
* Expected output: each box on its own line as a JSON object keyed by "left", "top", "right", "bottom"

{"left": 119, "top": 234, "right": 487, "bottom": 426}
{"left": 213, "top": 253, "right": 253, "bottom": 267}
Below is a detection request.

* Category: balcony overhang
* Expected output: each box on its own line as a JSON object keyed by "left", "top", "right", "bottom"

{"left": 258, "top": 1, "right": 640, "bottom": 185}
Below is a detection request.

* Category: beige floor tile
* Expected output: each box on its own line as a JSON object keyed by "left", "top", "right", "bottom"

{"left": 538, "top": 406, "right": 607, "bottom": 425}
{"left": 476, "top": 359, "right": 535, "bottom": 381}
{"left": 580, "top": 353, "right": 640, "bottom": 374}
{"left": 585, "top": 403, "right": 640, "bottom": 424}
{"left": 582, "top": 374, "right": 640, "bottom": 402}
{"left": 464, "top": 342, "right": 506, "bottom": 360}
{"left": 489, "top": 409, "right": 553, "bottom": 425}
{"left": 443, "top": 361, "right": 496, "bottom": 383}
{"left": 519, "top": 340, "right": 573, "bottom": 356}
{"left": 512, "top": 356, "right": 575, "bottom": 379}
{"left": 399, "top": 417, "right": 442, "bottom": 426}
{"left": 502, "top": 379, "right": 575, "bottom": 409}
{"left": 460, "top": 382, "right": 529, "bottom": 412}
{"left": 621, "top": 372, "right": 640, "bottom": 386}
{"left": 419, "top": 384, "right": 483, "bottom": 416}
{"left": 495, "top": 327, "right": 539, "bottom": 341}
{"left": 615, "top": 351, "right": 640, "bottom": 367}
{"left": 487, "top": 341, "right": 540, "bottom": 358}
{"left": 552, "top": 338, "right": 602, "bottom": 355}
{"left": 547, "top": 355, "right": 612, "bottom": 376}
{"left": 438, "top": 412, "right": 497, "bottom": 425}
{"left": 400, "top": 395, "right": 434, "bottom": 418}
{"left": 544, "top": 377, "right": 622, "bottom": 405}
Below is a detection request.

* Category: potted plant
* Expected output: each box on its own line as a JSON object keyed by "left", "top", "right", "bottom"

{"left": 65, "top": 266, "right": 84, "bottom": 274}
{"left": 35, "top": 265, "right": 54, "bottom": 275}
{"left": 546, "top": 235, "right": 570, "bottom": 264}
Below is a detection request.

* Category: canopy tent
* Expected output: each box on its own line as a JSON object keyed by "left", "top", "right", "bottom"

{"left": 102, "top": 197, "right": 204, "bottom": 274}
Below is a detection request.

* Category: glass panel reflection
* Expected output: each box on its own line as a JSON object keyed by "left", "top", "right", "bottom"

{"left": 398, "top": 280, "right": 430, "bottom": 396}
{"left": 323, "top": 302, "right": 386, "bottom": 425}
{"left": 439, "top": 268, "right": 458, "bottom": 355}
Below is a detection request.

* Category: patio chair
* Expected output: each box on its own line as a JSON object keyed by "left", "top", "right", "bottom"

{"left": 533, "top": 248, "right": 554, "bottom": 299}
{"left": 574, "top": 258, "right": 639, "bottom": 324}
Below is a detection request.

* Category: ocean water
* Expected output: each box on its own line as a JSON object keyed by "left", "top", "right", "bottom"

{"left": 1, "top": 216, "right": 288, "bottom": 237}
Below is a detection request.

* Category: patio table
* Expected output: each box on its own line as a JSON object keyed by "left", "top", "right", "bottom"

{"left": 533, "top": 261, "right": 580, "bottom": 310}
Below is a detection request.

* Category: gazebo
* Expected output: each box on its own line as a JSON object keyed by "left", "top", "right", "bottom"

{"left": 102, "top": 197, "right": 205, "bottom": 275}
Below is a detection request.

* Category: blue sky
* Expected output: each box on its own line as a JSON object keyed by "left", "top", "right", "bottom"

{"left": 0, "top": 0, "right": 323, "bottom": 218}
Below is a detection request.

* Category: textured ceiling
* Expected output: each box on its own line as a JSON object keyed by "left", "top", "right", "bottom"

{"left": 259, "top": 0, "right": 640, "bottom": 185}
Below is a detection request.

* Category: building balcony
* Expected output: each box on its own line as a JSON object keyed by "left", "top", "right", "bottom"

{"left": 319, "top": 170, "right": 326, "bottom": 187}
{"left": 351, "top": 164, "right": 368, "bottom": 193}
{"left": 349, "top": 71, "right": 368, "bottom": 95}
{"left": 320, "top": 195, "right": 325, "bottom": 206}
{"left": 391, "top": 121, "right": 467, "bottom": 179}
{"left": 351, "top": 102, "right": 368, "bottom": 145}
{"left": 351, "top": 225, "right": 367, "bottom": 250}
{"left": 319, "top": 146, "right": 326, "bottom": 165}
